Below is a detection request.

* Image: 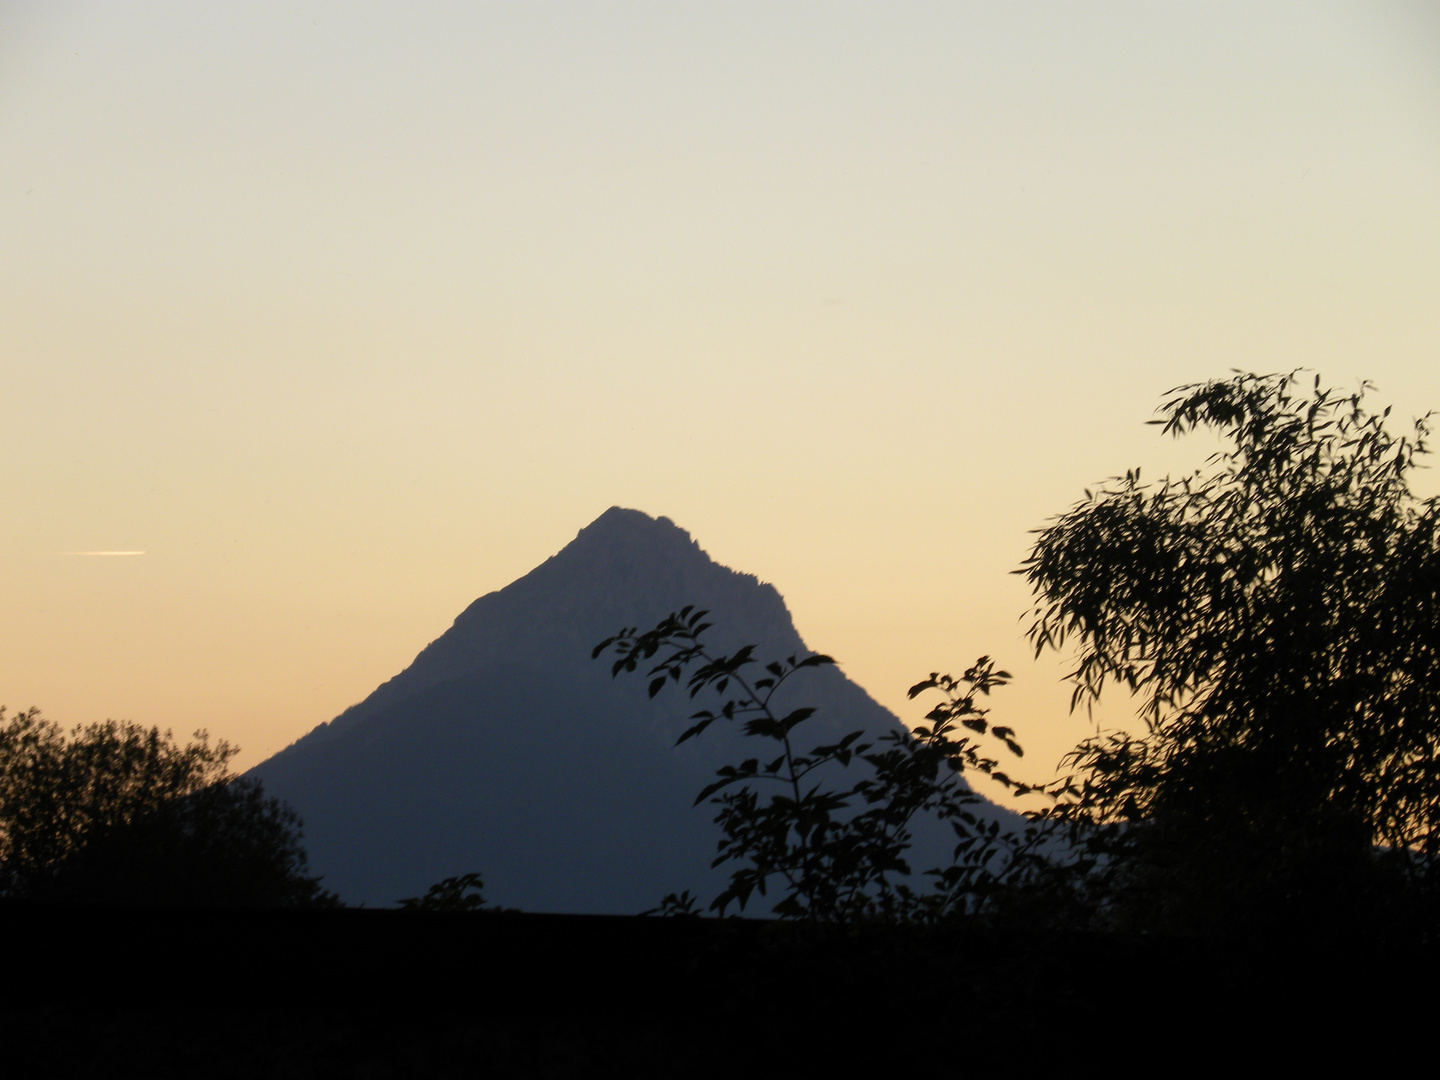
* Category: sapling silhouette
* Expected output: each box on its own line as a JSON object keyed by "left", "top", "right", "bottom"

{"left": 597, "top": 608, "right": 1072, "bottom": 921}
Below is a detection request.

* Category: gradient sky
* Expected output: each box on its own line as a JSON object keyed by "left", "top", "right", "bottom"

{"left": 3, "top": 1, "right": 1438, "bottom": 798}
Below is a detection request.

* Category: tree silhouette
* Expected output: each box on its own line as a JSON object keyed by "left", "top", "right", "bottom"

{"left": 0, "top": 707, "right": 334, "bottom": 907}
{"left": 1023, "top": 372, "right": 1440, "bottom": 934}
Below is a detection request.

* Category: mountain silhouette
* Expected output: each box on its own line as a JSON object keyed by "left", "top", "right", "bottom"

{"left": 251, "top": 507, "right": 998, "bottom": 913}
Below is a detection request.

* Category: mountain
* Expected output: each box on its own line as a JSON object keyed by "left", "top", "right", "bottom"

{"left": 251, "top": 507, "right": 991, "bottom": 913}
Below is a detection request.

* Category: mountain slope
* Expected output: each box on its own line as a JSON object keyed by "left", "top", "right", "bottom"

{"left": 251, "top": 508, "right": 996, "bottom": 912}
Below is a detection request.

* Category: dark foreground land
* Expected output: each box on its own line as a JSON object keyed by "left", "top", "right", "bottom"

{"left": 2, "top": 901, "right": 1431, "bottom": 1077}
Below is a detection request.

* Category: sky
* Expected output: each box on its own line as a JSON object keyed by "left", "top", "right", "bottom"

{"left": 3, "top": 1, "right": 1438, "bottom": 798}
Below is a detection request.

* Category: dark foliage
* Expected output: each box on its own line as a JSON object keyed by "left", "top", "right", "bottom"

{"left": 1022, "top": 372, "right": 1440, "bottom": 934}
{"left": 0, "top": 706, "right": 334, "bottom": 907}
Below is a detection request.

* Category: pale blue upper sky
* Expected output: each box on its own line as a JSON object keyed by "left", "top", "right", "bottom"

{"left": 3, "top": 1, "right": 1437, "bottom": 786}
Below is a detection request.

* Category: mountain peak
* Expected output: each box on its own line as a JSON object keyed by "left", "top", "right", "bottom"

{"left": 250, "top": 507, "right": 981, "bottom": 912}
{"left": 583, "top": 505, "right": 676, "bottom": 532}
{"left": 568, "top": 507, "right": 696, "bottom": 560}
{"left": 283, "top": 508, "right": 780, "bottom": 742}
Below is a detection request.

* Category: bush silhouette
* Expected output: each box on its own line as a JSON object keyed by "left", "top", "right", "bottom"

{"left": 398, "top": 872, "right": 494, "bottom": 912}
{"left": 0, "top": 707, "right": 334, "bottom": 907}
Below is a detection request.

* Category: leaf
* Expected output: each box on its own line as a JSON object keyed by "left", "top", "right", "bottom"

{"left": 796, "top": 654, "right": 835, "bottom": 669}
{"left": 742, "top": 717, "right": 783, "bottom": 739}
{"left": 778, "top": 708, "right": 815, "bottom": 731}
{"left": 676, "top": 718, "right": 717, "bottom": 745}
{"left": 695, "top": 775, "right": 744, "bottom": 804}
